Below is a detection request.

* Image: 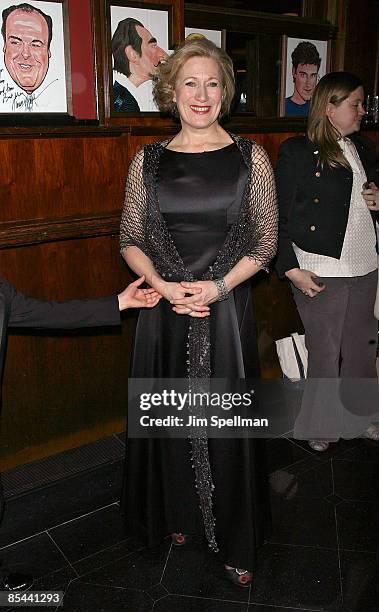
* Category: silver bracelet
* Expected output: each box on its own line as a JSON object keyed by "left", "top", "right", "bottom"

{"left": 213, "top": 277, "right": 230, "bottom": 301}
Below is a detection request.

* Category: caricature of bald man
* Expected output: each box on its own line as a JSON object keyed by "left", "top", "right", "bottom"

{"left": 2, "top": 3, "right": 52, "bottom": 94}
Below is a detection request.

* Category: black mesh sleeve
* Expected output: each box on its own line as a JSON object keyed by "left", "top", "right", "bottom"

{"left": 119, "top": 148, "right": 147, "bottom": 252}
{"left": 246, "top": 144, "right": 278, "bottom": 268}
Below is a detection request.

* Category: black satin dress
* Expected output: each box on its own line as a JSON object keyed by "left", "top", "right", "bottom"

{"left": 121, "top": 144, "right": 270, "bottom": 569}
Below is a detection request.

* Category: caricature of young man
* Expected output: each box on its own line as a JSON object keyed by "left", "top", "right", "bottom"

{"left": 285, "top": 41, "right": 321, "bottom": 116}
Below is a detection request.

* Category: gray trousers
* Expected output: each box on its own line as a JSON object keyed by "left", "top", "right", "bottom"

{"left": 292, "top": 270, "right": 378, "bottom": 378}
{"left": 292, "top": 271, "right": 378, "bottom": 438}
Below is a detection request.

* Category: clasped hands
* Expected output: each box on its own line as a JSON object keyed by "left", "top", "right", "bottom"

{"left": 158, "top": 279, "right": 220, "bottom": 317}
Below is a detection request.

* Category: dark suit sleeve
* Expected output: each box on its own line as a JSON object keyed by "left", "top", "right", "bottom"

{"left": 275, "top": 140, "right": 301, "bottom": 277}
{"left": 5, "top": 282, "right": 121, "bottom": 329}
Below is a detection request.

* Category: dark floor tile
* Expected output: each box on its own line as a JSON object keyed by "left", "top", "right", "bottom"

{"left": 0, "top": 461, "right": 123, "bottom": 548}
{"left": 332, "top": 458, "right": 379, "bottom": 502}
{"left": 249, "top": 543, "right": 341, "bottom": 610}
{"left": 82, "top": 539, "right": 170, "bottom": 591}
{"left": 33, "top": 563, "right": 77, "bottom": 592}
{"left": 5, "top": 567, "right": 76, "bottom": 612}
{"left": 266, "top": 438, "right": 313, "bottom": 473}
{"left": 0, "top": 533, "right": 73, "bottom": 580}
{"left": 5, "top": 604, "right": 56, "bottom": 612}
{"left": 291, "top": 438, "right": 362, "bottom": 462}
{"left": 48, "top": 504, "right": 128, "bottom": 563}
{"left": 153, "top": 595, "right": 248, "bottom": 611}
{"left": 146, "top": 582, "right": 169, "bottom": 602}
{"left": 73, "top": 536, "right": 145, "bottom": 577}
{"left": 296, "top": 460, "right": 333, "bottom": 498}
{"left": 269, "top": 496, "right": 337, "bottom": 548}
{"left": 340, "top": 549, "right": 379, "bottom": 612}
{"left": 3, "top": 431, "right": 374, "bottom": 612}
{"left": 249, "top": 606, "right": 319, "bottom": 611}
{"left": 286, "top": 453, "right": 329, "bottom": 477}
{"left": 162, "top": 539, "right": 250, "bottom": 603}
{"left": 337, "top": 500, "right": 378, "bottom": 552}
{"left": 63, "top": 579, "right": 153, "bottom": 612}
{"left": 336, "top": 439, "right": 379, "bottom": 462}
{"left": 115, "top": 431, "right": 126, "bottom": 446}
{"left": 270, "top": 460, "right": 333, "bottom": 502}
{"left": 269, "top": 469, "right": 300, "bottom": 501}
{"left": 324, "top": 494, "right": 344, "bottom": 507}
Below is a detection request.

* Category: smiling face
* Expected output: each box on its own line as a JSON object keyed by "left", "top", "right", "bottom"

{"left": 173, "top": 56, "right": 223, "bottom": 130}
{"left": 3, "top": 9, "right": 50, "bottom": 94}
{"left": 292, "top": 63, "right": 319, "bottom": 104}
{"left": 326, "top": 86, "right": 365, "bottom": 136}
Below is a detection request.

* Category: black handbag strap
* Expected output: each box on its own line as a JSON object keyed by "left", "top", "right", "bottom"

{"left": 291, "top": 336, "right": 306, "bottom": 379}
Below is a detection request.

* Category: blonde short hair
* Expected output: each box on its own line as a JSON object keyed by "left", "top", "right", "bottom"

{"left": 153, "top": 38, "right": 235, "bottom": 118}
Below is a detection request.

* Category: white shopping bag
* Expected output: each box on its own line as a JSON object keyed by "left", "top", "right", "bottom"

{"left": 275, "top": 333, "right": 308, "bottom": 380}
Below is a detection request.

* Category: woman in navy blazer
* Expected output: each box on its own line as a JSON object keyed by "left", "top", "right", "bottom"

{"left": 276, "top": 72, "right": 379, "bottom": 451}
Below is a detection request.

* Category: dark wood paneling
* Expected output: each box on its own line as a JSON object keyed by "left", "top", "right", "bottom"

{"left": 0, "top": 135, "right": 129, "bottom": 223}
{"left": 185, "top": 3, "right": 336, "bottom": 38}
{"left": 0, "top": 212, "right": 120, "bottom": 249}
{"left": 0, "top": 129, "right": 132, "bottom": 468}
{"left": 344, "top": 0, "right": 379, "bottom": 94}
{"left": 0, "top": 236, "right": 133, "bottom": 469}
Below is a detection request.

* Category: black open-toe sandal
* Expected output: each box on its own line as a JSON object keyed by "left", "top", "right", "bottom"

{"left": 224, "top": 565, "right": 252, "bottom": 587}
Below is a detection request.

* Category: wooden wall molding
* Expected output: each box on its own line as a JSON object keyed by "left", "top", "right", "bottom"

{"left": 185, "top": 3, "right": 337, "bottom": 39}
{"left": 0, "top": 212, "right": 120, "bottom": 249}
{"left": 129, "top": 117, "right": 309, "bottom": 135}
{"left": 0, "top": 118, "right": 313, "bottom": 139}
{"left": 0, "top": 125, "right": 126, "bottom": 140}
{"left": 0, "top": 120, "right": 376, "bottom": 140}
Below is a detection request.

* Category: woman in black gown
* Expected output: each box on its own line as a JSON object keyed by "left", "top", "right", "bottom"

{"left": 119, "top": 38, "right": 278, "bottom": 586}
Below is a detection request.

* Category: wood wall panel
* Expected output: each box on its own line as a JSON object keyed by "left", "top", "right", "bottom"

{"left": 0, "top": 135, "right": 129, "bottom": 224}
{"left": 344, "top": 0, "right": 379, "bottom": 95}
{"left": 0, "top": 235, "right": 133, "bottom": 469}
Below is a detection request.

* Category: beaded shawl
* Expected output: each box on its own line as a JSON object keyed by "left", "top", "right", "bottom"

{"left": 120, "top": 133, "right": 278, "bottom": 551}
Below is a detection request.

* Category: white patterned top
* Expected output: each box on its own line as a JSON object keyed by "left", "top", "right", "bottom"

{"left": 293, "top": 138, "right": 377, "bottom": 277}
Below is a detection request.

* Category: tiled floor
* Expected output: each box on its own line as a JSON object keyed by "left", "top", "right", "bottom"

{"left": 0, "top": 435, "right": 377, "bottom": 611}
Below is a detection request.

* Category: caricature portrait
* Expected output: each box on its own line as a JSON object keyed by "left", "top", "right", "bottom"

{"left": 0, "top": 1, "right": 68, "bottom": 113}
{"left": 111, "top": 5, "right": 169, "bottom": 113}
{"left": 281, "top": 37, "right": 328, "bottom": 117}
{"left": 184, "top": 28, "right": 223, "bottom": 48}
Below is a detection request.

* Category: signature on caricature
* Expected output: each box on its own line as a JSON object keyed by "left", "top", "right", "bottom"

{"left": 0, "top": 69, "right": 59, "bottom": 111}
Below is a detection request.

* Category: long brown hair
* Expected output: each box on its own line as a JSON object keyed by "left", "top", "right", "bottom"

{"left": 307, "top": 71, "right": 363, "bottom": 168}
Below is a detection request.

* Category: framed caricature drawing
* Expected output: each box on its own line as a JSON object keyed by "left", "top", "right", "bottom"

{"left": 105, "top": 0, "right": 179, "bottom": 117}
{"left": 279, "top": 36, "right": 330, "bottom": 117}
{"left": 0, "top": 0, "right": 71, "bottom": 114}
